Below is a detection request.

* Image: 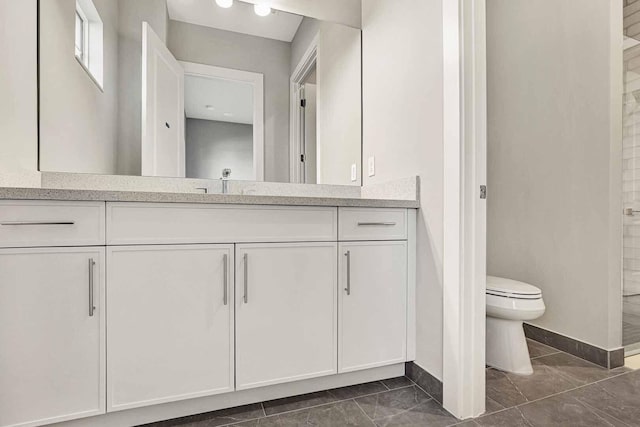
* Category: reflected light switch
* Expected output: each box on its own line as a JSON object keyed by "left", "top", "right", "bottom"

{"left": 368, "top": 157, "right": 375, "bottom": 177}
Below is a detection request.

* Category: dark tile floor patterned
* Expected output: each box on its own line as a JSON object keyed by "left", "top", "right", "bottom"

{"left": 143, "top": 380, "right": 456, "bottom": 427}
{"left": 144, "top": 339, "right": 639, "bottom": 427}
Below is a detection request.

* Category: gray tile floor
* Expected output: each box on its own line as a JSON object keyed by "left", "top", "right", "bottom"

{"left": 143, "top": 340, "right": 639, "bottom": 427}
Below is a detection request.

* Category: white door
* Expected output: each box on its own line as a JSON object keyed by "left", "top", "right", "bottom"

{"left": 142, "top": 22, "right": 185, "bottom": 178}
{"left": 338, "top": 242, "right": 407, "bottom": 373}
{"left": 235, "top": 243, "right": 337, "bottom": 390}
{"left": 0, "top": 248, "right": 105, "bottom": 427}
{"left": 107, "top": 245, "right": 234, "bottom": 411}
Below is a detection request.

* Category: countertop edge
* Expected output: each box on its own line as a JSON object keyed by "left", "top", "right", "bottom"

{"left": 0, "top": 188, "right": 420, "bottom": 209}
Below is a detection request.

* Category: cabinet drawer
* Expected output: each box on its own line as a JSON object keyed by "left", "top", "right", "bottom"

{"left": 0, "top": 201, "right": 105, "bottom": 248}
{"left": 107, "top": 203, "right": 337, "bottom": 245}
{"left": 338, "top": 208, "right": 407, "bottom": 241}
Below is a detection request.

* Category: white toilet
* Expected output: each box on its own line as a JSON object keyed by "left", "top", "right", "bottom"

{"left": 486, "top": 276, "right": 546, "bottom": 375}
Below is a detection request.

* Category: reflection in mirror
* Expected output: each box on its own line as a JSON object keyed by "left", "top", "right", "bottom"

{"left": 38, "top": 0, "right": 362, "bottom": 186}
{"left": 182, "top": 64, "right": 263, "bottom": 181}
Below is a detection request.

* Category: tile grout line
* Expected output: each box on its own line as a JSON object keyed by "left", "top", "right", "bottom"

{"left": 501, "top": 370, "right": 529, "bottom": 404}
{"left": 573, "top": 397, "right": 634, "bottom": 427}
{"left": 535, "top": 348, "right": 619, "bottom": 371}
{"left": 352, "top": 397, "right": 375, "bottom": 424}
{"left": 513, "top": 405, "right": 535, "bottom": 427}
{"left": 410, "top": 381, "right": 437, "bottom": 403}
{"left": 371, "top": 396, "right": 439, "bottom": 425}
{"left": 217, "top": 383, "right": 418, "bottom": 426}
{"left": 488, "top": 348, "right": 632, "bottom": 412}
{"left": 477, "top": 367, "right": 636, "bottom": 422}
{"left": 529, "top": 350, "right": 562, "bottom": 360}
{"left": 260, "top": 401, "right": 267, "bottom": 418}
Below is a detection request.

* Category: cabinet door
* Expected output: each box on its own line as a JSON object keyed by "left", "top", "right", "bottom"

{"left": 339, "top": 242, "right": 407, "bottom": 373}
{"left": 236, "top": 243, "right": 337, "bottom": 390}
{"left": 0, "top": 248, "right": 105, "bottom": 427}
{"left": 107, "top": 245, "right": 234, "bottom": 411}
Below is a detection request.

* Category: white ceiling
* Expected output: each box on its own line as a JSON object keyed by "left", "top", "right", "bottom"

{"left": 184, "top": 75, "right": 254, "bottom": 125}
{"left": 166, "top": 0, "right": 304, "bottom": 42}
{"left": 240, "top": 0, "right": 362, "bottom": 28}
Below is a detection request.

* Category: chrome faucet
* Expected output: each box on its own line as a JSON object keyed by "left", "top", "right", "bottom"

{"left": 221, "top": 169, "right": 231, "bottom": 194}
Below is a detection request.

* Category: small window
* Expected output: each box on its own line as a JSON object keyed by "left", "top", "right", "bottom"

{"left": 74, "top": 0, "right": 103, "bottom": 89}
{"left": 75, "top": 10, "right": 88, "bottom": 64}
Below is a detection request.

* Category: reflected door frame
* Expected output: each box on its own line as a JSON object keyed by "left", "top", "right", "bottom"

{"left": 289, "top": 35, "right": 318, "bottom": 184}
{"left": 180, "top": 61, "right": 265, "bottom": 182}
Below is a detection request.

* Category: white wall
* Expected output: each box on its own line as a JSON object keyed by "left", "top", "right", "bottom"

{"left": 291, "top": 17, "right": 320, "bottom": 73}
{"left": 0, "top": 0, "right": 38, "bottom": 172}
{"left": 116, "top": 0, "right": 169, "bottom": 176}
{"left": 39, "top": 0, "right": 119, "bottom": 175}
{"left": 362, "top": 0, "right": 444, "bottom": 379}
{"left": 290, "top": 20, "right": 362, "bottom": 187}
{"left": 185, "top": 119, "right": 254, "bottom": 180}
{"left": 317, "top": 22, "right": 362, "bottom": 186}
{"left": 487, "top": 0, "right": 623, "bottom": 350}
{"left": 168, "top": 21, "right": 291, "bottom": 183}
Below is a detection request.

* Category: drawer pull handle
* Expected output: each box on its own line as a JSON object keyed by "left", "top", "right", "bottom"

{"left": 357, "top": 222, "right": 396, "bottom": 226}
{"left": 345, "top": 251, "right": 351, "bottom": 296}
{"left": 0, "top": 221, "right": 75, "bottom": 226}
{"left": 243, "top": 253, "right": 249, "bottom": 304}
{"left": 89, "top": 258, "right": 96, "bottom": 317}
{"left": 223, "top": 254, "right": 228, "bottom": 306}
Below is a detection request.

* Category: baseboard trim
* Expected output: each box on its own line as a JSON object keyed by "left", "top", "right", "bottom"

{"left": 524, "top": 323, "right": 624, "bottom": 369}
{"left": 405, "top": 362, "right": 443, "bottom": 404}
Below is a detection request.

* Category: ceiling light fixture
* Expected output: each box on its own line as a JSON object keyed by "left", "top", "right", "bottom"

{"left": 205, "top": 105, "right": 215, "bottom": 110}
{"left": 254, "top": 4, "right": 271, "bottom": 16}
{"left": 215, "top": 0, "right": 233, "bottom": 8}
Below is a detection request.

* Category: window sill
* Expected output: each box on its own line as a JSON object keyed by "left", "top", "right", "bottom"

{"left": 75, "top": 55, "right": 104, "bottom": 92}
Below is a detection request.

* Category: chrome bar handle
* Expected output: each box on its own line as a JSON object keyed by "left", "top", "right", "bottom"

{"left": 357, "top": 222, "right": 396, "bottom": 226}
{"left": 0, "top": 221, "right": 75, "bottom": 226}
{"left": 223, "top": 254, "right": 228, "bottom": 306}
{"left": 344, "top": 251, "right": 351, "bottom": 296}
{"left": 89, "top": 258, "right": 96, "bottom": 317}
{"left": 243, "top": 253, "right": 248, "bottom": 304}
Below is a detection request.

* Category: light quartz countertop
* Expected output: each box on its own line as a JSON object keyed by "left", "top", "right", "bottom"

{"left": 0, "top": 173, "right": 420, "bottom": 208}
{"left": 0, "top": 187, "right": 420, "bottom": 208}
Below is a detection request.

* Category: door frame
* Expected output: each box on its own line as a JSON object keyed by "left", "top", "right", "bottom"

{"left": 442, "top": 0, "right": 487, "bottom": 419}
{"left": 289, "top": 35, "right": 319, "bottom": 184}
{"left": 180, "top": 61, "right": 265, "bottom": 182}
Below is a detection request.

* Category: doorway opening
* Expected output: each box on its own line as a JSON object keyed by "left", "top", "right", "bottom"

{"left": 289, "top": 36, "right": 318, "bottom": 184}
{"left": 623, "top": 32, "right": 640, "bottom": 355}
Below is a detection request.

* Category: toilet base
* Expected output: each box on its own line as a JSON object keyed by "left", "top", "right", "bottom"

{"left": 486, "top": 317, "right": 533, "bottom": 375}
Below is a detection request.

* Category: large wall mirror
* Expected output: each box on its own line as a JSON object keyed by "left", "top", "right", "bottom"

{"left": 38, "top": 0, "right": 362, "bottom": 185}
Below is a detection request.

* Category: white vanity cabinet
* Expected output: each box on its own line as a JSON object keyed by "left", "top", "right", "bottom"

{"left": 338, "top": 241, "right": 408, "bottom": 372}
{"left": 0, "top": 199, "right": 415, "bottom": 427}
{"left": 106, "top": 245, "right": 234, "bottom": 411}
{"left": 337, "top": 208, "right": 411, "bottom": 373}
{"left": 0, "top": 247, "right": 106, "bottom": 427}
{"left": 235, "top": 243, "right": 338, "bottom": 390}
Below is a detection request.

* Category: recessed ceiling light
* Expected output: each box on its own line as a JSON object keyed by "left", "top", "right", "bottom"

{"left": 205, "top": 105, "right": 215, "bottom": 111}
{"left": 254, "top": 4, "right": 271, "bottom": 16}
{"left": 215, "top": 0, "right": 233, "bottom": 8}
{"left": 223, "top": 112, "right": 234, "bottom": 117}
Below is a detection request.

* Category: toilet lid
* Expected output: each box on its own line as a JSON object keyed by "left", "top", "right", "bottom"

{"left": 487, "top": 276, "right": 542, "bottom": 299}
